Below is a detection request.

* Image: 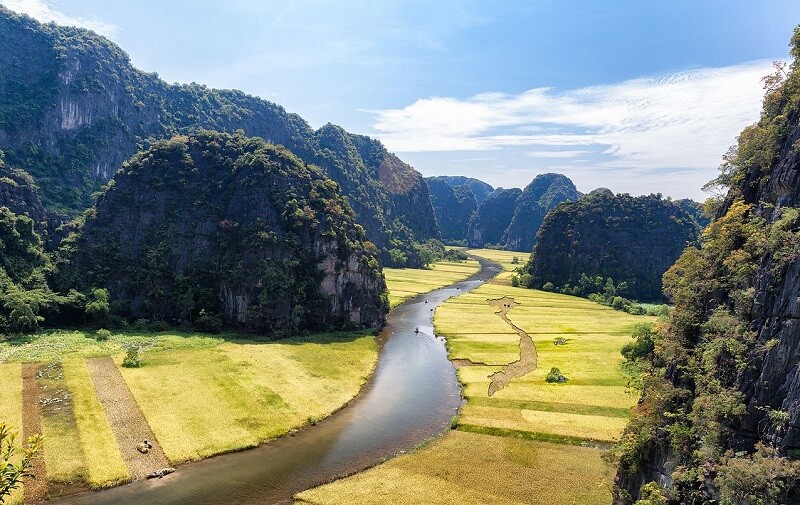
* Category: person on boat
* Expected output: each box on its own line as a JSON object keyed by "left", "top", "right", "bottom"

{"left": 415, "top": 327, "right": 419, "bottom": 333}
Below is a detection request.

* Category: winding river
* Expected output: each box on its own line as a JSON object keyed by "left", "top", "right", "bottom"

{"left": 55, "top": 257, "right": 501, "bottom": 505}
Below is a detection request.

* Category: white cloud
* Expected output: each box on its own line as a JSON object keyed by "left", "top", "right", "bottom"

{"left": 1, "top": 0, "right": 118, "bottom": 37}
{"left": 368, "top": 60, "right": 776, "bottom": 175}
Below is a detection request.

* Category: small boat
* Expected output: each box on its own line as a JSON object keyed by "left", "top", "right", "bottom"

{"left": 415, "top": 327, "right": 420, "bottom": 333}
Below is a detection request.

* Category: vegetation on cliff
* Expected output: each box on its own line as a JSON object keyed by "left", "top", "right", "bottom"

{"left": 60, "top": 131, "right": 387, "bottom": 334}
{"left": 524, "top": 191, "right": 700, "bottom": 303}
{"left": 611, "top": 26, "right": 800, "bottom": 504}
{"left": 0, "top": 7, "right": 437, "bottom": 264}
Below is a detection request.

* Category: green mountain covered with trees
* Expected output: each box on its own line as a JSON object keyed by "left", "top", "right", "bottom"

{"left": 0, "top": 7, "right": 437, "bottom": 265}
{"left": 612, "top": 27, "right": 800, "bottom": 504}
{"left": 58, "top": 131, "right": 387, "bottom": 333}
{"left": 524, "top": 190, "right": 700, "bottom": 302}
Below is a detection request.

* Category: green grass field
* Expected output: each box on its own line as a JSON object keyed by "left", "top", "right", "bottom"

{"left": 0, "top": 330, "right": 378, "bottom": 489}
{"left": 296, "top": 249, "right": 653, "bottom": 504}
{"left": 384, "top": 259, "right": 480, "bottom": 307}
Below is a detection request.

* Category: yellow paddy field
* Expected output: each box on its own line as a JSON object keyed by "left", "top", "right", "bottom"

{"left": 296, "top": 249, "right": 655, "bottom": 505}
{"left": 383, "top": 259, "right": 480, "bottom": 307}
{"left": 0, "top": 331, "right": 377, "bottom": 493}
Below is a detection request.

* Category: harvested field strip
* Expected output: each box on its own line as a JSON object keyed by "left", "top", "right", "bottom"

{"left": 86, "top": 357, "right": 169, "bottom": 480}
{"left": 21, "top": 362, "right": 47, "bottom": 504}
{"left": 62, "top": 359, "right": 129, "bottom": 488}
{"left": 456, "top": 423, "right": 611, "bottom": 448}
{"left": 467, "top": 396, "right": 631, "bottom": 418}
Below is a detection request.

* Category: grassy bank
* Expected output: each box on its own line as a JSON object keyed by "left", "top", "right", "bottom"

{"left": 296, "top": 249, "right": 654, "bottom": 504}
{"left": 384, "top": 259, "right": 480, "bottom": 307}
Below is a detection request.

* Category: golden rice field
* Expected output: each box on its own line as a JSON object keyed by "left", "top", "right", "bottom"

{"left": 0, "top": 331, "right": 378, "bottom": 490}
{"left": 383, "top": 259, "right": 480, "bottom": 307}
{"left": 296, "top": 249, "right": 654, "bottom": 504}
{"left": 295, "top": 431, "right": 612, "bottom": 505}
{"left": 0, "top": 363, "right": 24, "bottom": 505}
{"left": 120, "top": 334, "right": 377, "bottom": 463}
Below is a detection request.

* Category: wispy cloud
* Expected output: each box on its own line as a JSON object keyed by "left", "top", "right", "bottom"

{"left": 1, "top": 0, "right": 118, "bottom": 37}
{"left": 369, "top": 60, "right": 776, "bottom": 174}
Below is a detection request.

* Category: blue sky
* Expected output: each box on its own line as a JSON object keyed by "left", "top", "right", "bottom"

{"left": 3, "top": 0, "right": 798, "bottom": 199}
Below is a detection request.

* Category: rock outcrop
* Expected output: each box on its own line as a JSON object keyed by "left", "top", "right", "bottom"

{"left": 527, "top": 191, "right": 699, "bottom": 302}
{"left": 466, "top": 188, "right": 521, "bottom": 248}
{"left": 433, "top": 176, "right": 494, "bottom": 205}
{"left": 68, "top": 131, "right": 387, "bottom": 332}
{"left": 502, "top": 173, "right": 580, "bottom": 252}
{"left": 425, "top": 176, "right": 479, "bottom": 242}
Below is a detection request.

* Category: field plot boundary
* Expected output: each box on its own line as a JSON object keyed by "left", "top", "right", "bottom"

{"left": 22, "top": 362, "right": 48, "bottom": 504}
{"left": 86, "top": 357, "right": 169, "bottom": 479}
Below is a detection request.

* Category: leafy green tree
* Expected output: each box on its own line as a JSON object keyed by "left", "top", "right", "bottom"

{"left": 0, "top": 423, "right": 41, "bottom": 503}
{"left": 84, "top": 288, "right": 110, "bottom": 326}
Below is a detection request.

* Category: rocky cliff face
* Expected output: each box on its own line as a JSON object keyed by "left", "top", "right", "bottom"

{"left": 425, "top": 176, "right": 479, "bottom": 241}
{"left": 68, "top": 131, "right": 387, "bottom": 332}
{"left": 527, "top": 191, "right": 699, "bottom": 302}
{"left": 502, "top": 173, "right": 580, "bottom": 252}
{"left": 466, "top": 188, "right": 521, "bottom": 248}
{"left": 0, "top": 7, "right": 437, "bottom": 262}
{"left": 613, "top": 27, "right": 800, "bottom": 504}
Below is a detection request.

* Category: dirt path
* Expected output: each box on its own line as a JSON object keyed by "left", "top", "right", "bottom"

{"left": 486, "top": 296, "right": 537, "bottom": 396}
{"left": 85, "top": 357, "right": 169, "bottom": 480}
{"left": 22, "top": 362, "right": 48, "bottom": 504}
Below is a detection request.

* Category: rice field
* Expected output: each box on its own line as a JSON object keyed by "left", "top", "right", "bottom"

{"left": 0, "top": 362, "right": 24, "bottom": 505}
{"left": 120, "top": 333, "right": 377, "bottom": 463}
{"left": 0, "top": 330, "right": 378, "bottom": 489}
{"left": 295, "top": 249, "right": 653, "bottom": 504}
{"left": 384, "top": 259, "right": 480, "bottom": 307}
{"left": 295, "top": 431, "right": 613, "bottom": 505}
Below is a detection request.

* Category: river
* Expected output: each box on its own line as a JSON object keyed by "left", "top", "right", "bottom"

{"left": 53, "top": 257, "right": 501, "bottom": 505}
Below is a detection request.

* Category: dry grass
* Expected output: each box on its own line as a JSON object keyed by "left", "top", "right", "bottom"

{"left": 119, "top": 333, "right": 378, "bottom": 464}
{"left": 295, "top": 431, "right": 613, "bottom": 505}
{"left": 0, "top": 363, "right": 24, "bottom": 505}
{"left": 61, "top": 359, "right": 129, "bottom": 488}
{"left": 384, "top": 259, "right": 480, "bottom": 307}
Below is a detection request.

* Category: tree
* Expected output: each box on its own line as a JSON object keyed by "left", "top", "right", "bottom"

{"left": 84, "top": 288, "right": 110, "bottom": 325}
{"left": 0, "top": 423, "right": 41, "bottom": 503}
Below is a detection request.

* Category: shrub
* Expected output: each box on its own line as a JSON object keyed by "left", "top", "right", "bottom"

{"left": 195, "top": 310, "right": 222, "bottom": 333}
{"left": 122, "top": 347, "right": 143, "bottom": 368}
{"left": 511, "top": 274, "right": 520, "bottom": 287}
{"left": 148, "top": 320, "right": 170, "bottom": 332}
{"left": 95, "top": 328, "right": 111, "bottom": 341}
{"left": 542, "top": 281, "right": 554, "bottom": 292}
{"left": 545, "top": 367, "right": 568, "bottom": 383}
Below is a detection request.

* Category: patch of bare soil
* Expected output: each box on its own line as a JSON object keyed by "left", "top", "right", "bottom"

{"left": 486, "top": 296, "right": 538, "bottom": 396}
{"left": 21, "top": 362, "right": 47, "bottom": 504}
{"left": 85, "top": 357, "right": 169, "bottom": 480}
